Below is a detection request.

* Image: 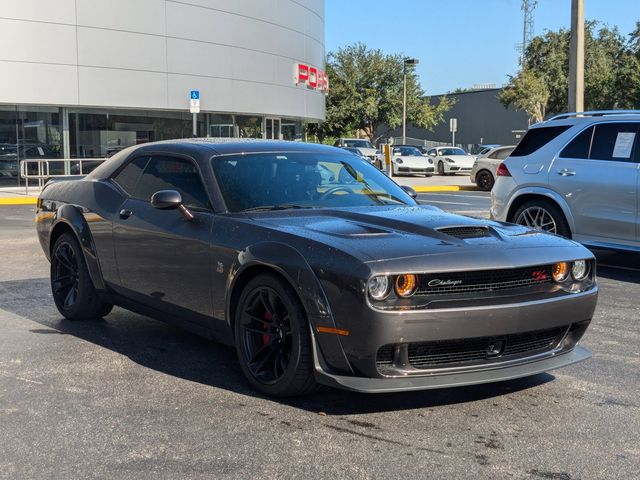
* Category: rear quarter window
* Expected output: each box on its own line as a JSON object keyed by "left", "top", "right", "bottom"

{"left": 510, "top": 126, "right": 571, "bottom": 157}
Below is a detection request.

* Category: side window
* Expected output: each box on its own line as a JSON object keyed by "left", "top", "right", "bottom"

{"left": 133, "top": 156, "right": 211, "bottom": 209}
{"left": 111, "top": 156, "right": 149, "bottom": 195}
{"left": 589, "top": 123, "right": 639, "bottom": 162}
{"left": 488, "top": 150, "right": 499, "bottom": 159}
{"left": 559, "top": 126, "right": 594, "bottom": 159}
{"left": 494, "top": 148, "right": 513, "bottom": 160}
{"left": 510, "top": 126, "right": 571, "bottom": 157}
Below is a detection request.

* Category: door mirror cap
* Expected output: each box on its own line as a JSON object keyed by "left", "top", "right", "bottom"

{"left": 151, "top": 190, "right": 183, "bottom": 209}
{"left": 401, "top": 185, "right": 418, "bottom": 199}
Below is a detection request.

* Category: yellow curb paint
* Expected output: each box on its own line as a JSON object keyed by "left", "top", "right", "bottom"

{"left": 0, "top": 197, "right": 38, "bottom": 205}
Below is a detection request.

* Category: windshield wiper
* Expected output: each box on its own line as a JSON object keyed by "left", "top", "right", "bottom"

{"left": 241, "top": 204, "right": 314, "bottom": 212}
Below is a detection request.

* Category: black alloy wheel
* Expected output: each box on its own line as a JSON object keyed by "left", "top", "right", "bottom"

{"left": 476, "top": 170, "right": 495, "bottom": 191}
{"left": 51, "top": 232, "right": 113, "bottom": 320}
{"left": 235, "top": 273, "right": 317, "bottom": 397}
{"left": 437, "top": 161, "right": 445, "bottom": 175}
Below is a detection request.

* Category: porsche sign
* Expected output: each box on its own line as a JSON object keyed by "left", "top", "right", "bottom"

{"left": 294, "top": 63, "right": 329, "bottom": 93}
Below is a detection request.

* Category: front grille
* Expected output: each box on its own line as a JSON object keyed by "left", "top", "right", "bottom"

{"left": 376, "top": 326, "right": 567, "bottom": 373}
{"left": 437, "top": 226, "right": 491, "bottom": 239}
{"left": 415, "top": 265, "right": 554, "bottom": 296}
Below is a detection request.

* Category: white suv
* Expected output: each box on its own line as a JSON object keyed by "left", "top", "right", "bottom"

{"left": 491, "top": 110, "right": 640, "bottom": 251}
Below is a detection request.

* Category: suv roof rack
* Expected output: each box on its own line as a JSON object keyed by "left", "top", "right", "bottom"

{"left": 547, "top": 110, "right": 640, "bottom": 121}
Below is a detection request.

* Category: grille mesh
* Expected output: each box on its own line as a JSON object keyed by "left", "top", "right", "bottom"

{"left": 376, "top": 326, "right": 567, "bottom": 373}
{"left": 437, "top": 226, "right": 491, "bottom": 239}
{"left": 416, "top": 265, "right": 554, "bottom": 296}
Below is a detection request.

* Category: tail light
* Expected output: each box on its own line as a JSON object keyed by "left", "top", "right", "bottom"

{"left": 496, "top": 162, "right": 511, "bottom": 177}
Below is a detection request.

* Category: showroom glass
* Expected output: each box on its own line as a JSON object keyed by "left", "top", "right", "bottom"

{"left": 132, "top": 156, "right": 211, "bottom": 209}
{"left": 344, "top": 140, "right": 374, "bottom": 149}
{"left": 211, "top": 152, "right": 416, "bottom": 212}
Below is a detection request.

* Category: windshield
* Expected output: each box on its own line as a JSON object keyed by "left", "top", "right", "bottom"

{"left": 344, "top": 139, "right": 374, "bottom": 149}
{"left": 439, "top": 148, "right": 467, "bottom": 156}
{"left": 211, "top": 151, "right": 415, "bottom": 212}
{"left": 393, "top": 146, "right": 422, "bottom": 156}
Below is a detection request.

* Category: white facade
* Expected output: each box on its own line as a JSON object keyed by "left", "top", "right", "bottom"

{"left": 0, "top": 0, "right": 326, "bottom": 120}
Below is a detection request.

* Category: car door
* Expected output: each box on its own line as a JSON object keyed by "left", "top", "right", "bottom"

{"left": 550, "top": 122, "right": 640, "bottom": 243}
{"left": 112, "top": 154, "right": 215, "bottom": 318}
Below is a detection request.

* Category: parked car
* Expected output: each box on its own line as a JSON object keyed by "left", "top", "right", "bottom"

{"left": 426, "top": 146, "right": 475, "bottom": 175}
{"left": 340, "top": 146, "right": 373, "bottom": 165}
{"left": 473, "top": 144, "right": 501, "bottom": 158}
{"left": 470, "top": 145, "right": 515, "bottom": 191}
{"left": 391, "top": 145, "right": 434, "bottom": 176}
{"left": 37, "top": 139, "right": 597, "bottom": 397}
{"left": 334, "top": 138, "right": 383, "bottom": 169}
{"left": 491, "top": 110, "right": 640, "bottom": 251}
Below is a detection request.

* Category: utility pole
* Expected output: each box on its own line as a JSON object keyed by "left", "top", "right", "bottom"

{"left": 402, "top": 58, "right": 418, "bottom": 144}
{"left": 568, "top": 0, "right": 584, "bottom": 112}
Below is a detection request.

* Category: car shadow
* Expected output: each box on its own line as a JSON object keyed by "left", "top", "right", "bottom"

{"left": 2, "top": 277, "right": 555, "bottom": 415}
{"left": 592, "top": 249, "right": 640, "bottom": 284}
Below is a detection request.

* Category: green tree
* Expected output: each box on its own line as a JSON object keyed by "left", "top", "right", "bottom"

{"left": 317, "top": 43, "right": 452, "bottom": 143}
{"left": 501, "top": 21, "right": 640, "bottom": 116}
{"left": 500, "top": 69, "right": 549, "bottom": 124}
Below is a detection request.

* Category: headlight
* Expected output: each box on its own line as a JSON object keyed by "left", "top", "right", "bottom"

{"left": 368, "top": 275, "right": 390, "bottom": 300}
{"left": 445, "top": 157, "right": 455, "bottom": 163}
{"left": 396, "top": 158, "right": 403, "bottom": 164}
{"left": 571, "top": 260, "right": 589, "bottom": 281}
{"left": 552, "top": 262, "right": 570, "bottom": 282}
{"left": 395, "top": 274, "right": 417, "bottom": 297}
{"left": 427, "top": 158, "right": 433, "bottom": 164}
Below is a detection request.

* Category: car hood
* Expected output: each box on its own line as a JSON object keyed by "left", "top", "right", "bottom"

{"left": 356, "top": 147, "right": 380, "bottom": 157}
{"left": 247, "top": 205, "right": 587, "bottom": 268}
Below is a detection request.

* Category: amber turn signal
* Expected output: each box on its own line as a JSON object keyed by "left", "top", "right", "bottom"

{"left": 552, "top": 262, "right": 570, "bottom": 282}
{"left": 395, "top": 274, "right": 417, "bottom": 297}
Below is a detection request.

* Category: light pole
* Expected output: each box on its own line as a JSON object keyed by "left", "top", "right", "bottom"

{"left": 402, "top": 58, "right": 419, "bottom": 144}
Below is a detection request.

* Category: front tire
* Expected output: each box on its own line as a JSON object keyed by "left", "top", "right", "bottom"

{"left": 437, "top": 161, "right": 445, "bottom": 175}
{"left": 234, "top": 273, "right": 317, "bottom": 397}
{"left": 511, "top": 199, "right": 571, "bottom": 237}
{"left": 50, "top": 232, "right": 113, "bottom": 320}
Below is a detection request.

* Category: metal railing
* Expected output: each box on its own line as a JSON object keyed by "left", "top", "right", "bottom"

{"left": 19, "top": 158, "right": 107, "bottom": 195}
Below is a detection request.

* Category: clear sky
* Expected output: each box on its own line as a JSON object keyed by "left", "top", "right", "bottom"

{"left": 325, "top": 0, "right": 640, "bottom": 94}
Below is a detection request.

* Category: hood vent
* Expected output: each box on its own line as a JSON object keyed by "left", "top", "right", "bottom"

{"left": 437, "top": 226, "right": 491, "bottom": 239}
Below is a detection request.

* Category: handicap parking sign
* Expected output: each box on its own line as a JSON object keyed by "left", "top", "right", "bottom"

{"left": 190, "top": 90, "right": 200, "bottom": 100}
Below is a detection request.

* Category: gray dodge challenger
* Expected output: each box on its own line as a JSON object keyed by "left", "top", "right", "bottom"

{"left": 36, "top": 139, "right": 598, "bottom": 396}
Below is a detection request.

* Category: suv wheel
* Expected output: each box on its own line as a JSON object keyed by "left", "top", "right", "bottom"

{"left": 511, "top": 199, "right": 571, "bottom": 237}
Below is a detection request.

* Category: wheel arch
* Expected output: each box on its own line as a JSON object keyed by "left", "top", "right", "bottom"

{"left": 506, "top": 189, "right": 575, "bottom": 234}
{"left": 49, "top": 204, "right": 106, "bottom": 290}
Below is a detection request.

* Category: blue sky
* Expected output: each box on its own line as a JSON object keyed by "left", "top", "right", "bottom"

{"left": 325, "top": 0, "right": 639, "bottom": 94}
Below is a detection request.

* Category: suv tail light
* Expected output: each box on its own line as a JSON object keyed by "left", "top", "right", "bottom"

{"left": 496, "top": 162, "right": 511, "bottom": 177}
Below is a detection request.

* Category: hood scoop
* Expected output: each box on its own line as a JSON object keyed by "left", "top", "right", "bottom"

{"left": 437, "top": 226, "right": 492, "bottom": 240}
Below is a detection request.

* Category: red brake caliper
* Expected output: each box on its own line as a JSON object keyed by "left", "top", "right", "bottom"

{"left": 262, "top": 311, "right": 272, "bottom": 345}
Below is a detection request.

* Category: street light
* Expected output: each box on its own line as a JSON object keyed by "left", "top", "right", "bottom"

{"left": 402, "top": 58, "right": 419, "bottom": 145}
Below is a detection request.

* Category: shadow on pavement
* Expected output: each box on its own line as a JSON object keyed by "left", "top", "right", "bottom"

{"left": 592, "top": 249, "right": 640, "bottom": 284}
{"left": 2, "top": 277, "right": 554, "bottom": 414}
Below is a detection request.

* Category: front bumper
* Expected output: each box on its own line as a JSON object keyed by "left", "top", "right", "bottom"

{"left": 397, "top": 166, "right": 434, "bottom": 174}
{"left": 314, "top": 345, "right": 591, "bottom": 393}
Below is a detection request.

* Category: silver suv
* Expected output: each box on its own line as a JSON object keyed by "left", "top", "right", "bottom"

{"left": 491, "top": 111, "right": 640, "bottom": 251}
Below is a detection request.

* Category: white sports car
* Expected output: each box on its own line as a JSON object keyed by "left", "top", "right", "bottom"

{"left": 391, "top": 145, "right": 434, "bottom": 177}
{"left": 427, "top": 146, "right": 475, "bottom": 175}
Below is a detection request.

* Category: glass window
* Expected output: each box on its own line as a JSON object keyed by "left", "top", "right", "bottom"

{"left": 511, "top": 126, "right": 571, "bottom": 157}
{"left": 111, "top": 156, "right": 149, "bottom": 195}
{"left": 393, "top": 146, "right": 422, "bottom": 156}
{"left": 133, "top": 156, "right": 210, "bottom": 209}
{"left": 209, "top": 114, "right": 233, "bottom": 138}
{"left": 281, "top": 118, "right": 303, "bottom": 141}
{"left": 589, "top": 123, "right": 639, "bottom": 162}
{"left": 439, "top": 148, "right": 466, "bottom": 156}
{"left": 494, "top": 147, "right": 514, "bottom": 160}
{"left": 235, "top": 115, "right": 263, "bottom": 138}
{"left": 343, "top": 139, "right": 374, "bottom": 149}
{"left": 211, "top": 151, "right": 415, "bottom": 212}
{"left": 560, "top": 126, "right": 594, "bottom": 159}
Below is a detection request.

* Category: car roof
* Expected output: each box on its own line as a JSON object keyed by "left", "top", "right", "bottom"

{"left": 531, "top": 110, "right": 640, "bottom": 129}
{"left": 86, "top": 138, "right": 343, "bottom": 180}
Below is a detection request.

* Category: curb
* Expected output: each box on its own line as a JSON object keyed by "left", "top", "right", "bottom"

{"left": 412, "top": 185, "right": 478, "bottom": 193}
{"left": 0, "top": 197, "right": 38, "bottom": 205}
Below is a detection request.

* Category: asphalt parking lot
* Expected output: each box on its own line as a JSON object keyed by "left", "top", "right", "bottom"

{"left": 1, "top": 201, "right": 639, "bottom": 479}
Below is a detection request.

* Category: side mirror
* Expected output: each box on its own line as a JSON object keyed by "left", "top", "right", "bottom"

{"left": 401, "top": 185, "right": 418, "bottom": 199}
{"left": 151, "top": 189, "right": 194, "bottom": 221}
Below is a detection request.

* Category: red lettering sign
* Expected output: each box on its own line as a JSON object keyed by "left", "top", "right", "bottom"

{"left": 295, "top": 63, "right": 329, "bottom": 93}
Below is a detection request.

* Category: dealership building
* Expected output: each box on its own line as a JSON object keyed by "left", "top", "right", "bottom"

{"left": 0, "top": 0, "right": 326, "bottom": 183}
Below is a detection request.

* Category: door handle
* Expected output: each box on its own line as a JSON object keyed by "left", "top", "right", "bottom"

{"left": 119, "top": 209, "right": 132, "bottom": 219}
{"left": 557, "top": 169, "right": 576, "bottom": 177}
